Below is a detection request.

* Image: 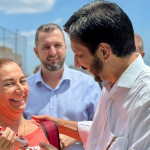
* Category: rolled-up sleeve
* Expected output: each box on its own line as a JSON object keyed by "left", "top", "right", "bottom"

{"left": 78, "top": 121, "right": 92, "bottom": 148}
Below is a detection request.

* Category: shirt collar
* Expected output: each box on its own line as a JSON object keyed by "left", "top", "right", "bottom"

{"left": 35, "top": 64, "right": 71, "bottom": 84}
{"left": 103, "top": 54, "right": 145, "bottom": 93}
{"left": 61, "top": 64, "right": 72, "bottom": 81}
{"left": 115, "top": 54, "right": 145, "bottom": 88}
{"left": 35, "top": 67, "right": 44, "bottom": 84}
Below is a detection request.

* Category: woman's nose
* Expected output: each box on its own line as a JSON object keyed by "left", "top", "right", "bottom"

{"left": 16, "top": 84, "right": 25, "bottom": 93}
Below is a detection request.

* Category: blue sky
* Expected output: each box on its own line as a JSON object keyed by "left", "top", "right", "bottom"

{"left": 0, "top": 0, "right": 150, "bottom": 75}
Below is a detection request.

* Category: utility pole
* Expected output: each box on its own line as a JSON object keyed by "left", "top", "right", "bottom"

{"left": 15, "top": 29, "right": 18, "bottom": 62}
{"left": 2, "top": 27, "right": 6, "bottom": 57}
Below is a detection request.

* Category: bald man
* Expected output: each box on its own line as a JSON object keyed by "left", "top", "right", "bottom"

{"left": 134, "top": 33, "right": 145, "bottom": 57}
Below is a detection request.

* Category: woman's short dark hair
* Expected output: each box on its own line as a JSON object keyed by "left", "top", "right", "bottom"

{"left": 64, "top": 1, "right": 135, "bottom": 57}
{"left": 0, "top": 58, "right": 17, "bottom": 68}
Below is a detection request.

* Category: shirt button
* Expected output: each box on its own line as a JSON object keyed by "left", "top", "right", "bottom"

{"left": 51, "top": 107, "right": 54, "bottom": 110}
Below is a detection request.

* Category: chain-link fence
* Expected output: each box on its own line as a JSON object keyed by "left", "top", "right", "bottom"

{"left": 0, "top": 26, "right": 27, "bottom": 75}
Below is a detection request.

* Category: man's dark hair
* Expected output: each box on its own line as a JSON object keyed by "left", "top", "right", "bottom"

{"left": 63, "top": 1, "right": 135, "bottom": 57}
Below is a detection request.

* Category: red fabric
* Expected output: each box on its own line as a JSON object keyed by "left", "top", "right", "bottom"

{"left": 40, "top": 120, "right": 60, "bottom": 149}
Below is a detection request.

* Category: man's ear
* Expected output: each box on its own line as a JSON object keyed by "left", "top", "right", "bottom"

{"left": 98, "top": 43, "right": 111, "bottom": 62}
{"left": 34, "top": 47, "right": 40, "bottom": 58}
{"left": 141, "top": 51, "right": 145, "bottom": 58}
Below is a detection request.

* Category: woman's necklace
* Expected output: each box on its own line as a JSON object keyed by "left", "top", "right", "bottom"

{"left": 23, "top": 120, "right": 25, "bottom": 136}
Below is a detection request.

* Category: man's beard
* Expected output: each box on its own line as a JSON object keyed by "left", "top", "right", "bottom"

{"left": 42, "top": 58, "right": 65, "bottom": 71}
{"left": 80, "top": 55, "right": 103, "bottom": 83}
{"left": 91, "top": 55, "right": 103, "bottom": 83}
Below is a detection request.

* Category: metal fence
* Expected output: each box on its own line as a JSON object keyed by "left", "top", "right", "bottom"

{"left": 0, "top": 26, "right": 27, "bottom": 75}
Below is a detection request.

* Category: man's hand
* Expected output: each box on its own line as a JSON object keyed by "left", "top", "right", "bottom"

{"left": 60, "top": 134, "right": 78, "bottom": 150}
{"left": 39, "top": 142, "right": 58, "bottom": 150}
{"left": 32, "top": 115, "right": 82, "bottom": 142}
{"left": 32, "top": 115, "right": 57, "bottom": 122}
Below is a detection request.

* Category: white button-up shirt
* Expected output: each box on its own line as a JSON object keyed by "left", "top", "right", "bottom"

{"left": 78, "top": 54, "right": 150, "bottom": 150}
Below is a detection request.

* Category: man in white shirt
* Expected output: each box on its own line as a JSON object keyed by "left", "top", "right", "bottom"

{"left": 34, "top": 1, "right": 150, "bottom": 150}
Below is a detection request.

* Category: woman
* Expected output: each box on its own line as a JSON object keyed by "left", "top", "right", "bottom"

{"left": 0, "top": 58, "right": 49, "bottom": 150}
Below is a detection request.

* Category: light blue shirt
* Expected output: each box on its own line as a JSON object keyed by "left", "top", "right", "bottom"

{"left": 23, "top": 64, "right": 101, "bottom": 150}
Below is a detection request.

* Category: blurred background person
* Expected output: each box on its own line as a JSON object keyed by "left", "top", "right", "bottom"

{"left": 33, "top": 65, "right": 41, "bottom": 74}
{"left": 134, "top": 33, "right": 145, "bottom": 57}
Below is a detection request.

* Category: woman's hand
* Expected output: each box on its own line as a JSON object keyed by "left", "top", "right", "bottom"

{"left": 0, "top": 127, "right": 18, "bottom": 150}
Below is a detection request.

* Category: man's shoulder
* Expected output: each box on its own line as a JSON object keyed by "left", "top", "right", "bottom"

{"left": 27, "top": 73, "right": 37, "bottom": 84}
{"left": 68, "top": 68, "right": 95, "bottom": 82}
{"left": 139, "top": 65, "right": 150, "bottom": 86}
{"left": 68, "top": 68, "right": 101, "bottom": 91}
{"left": 131, "top": 66, "right": 150, "bottom": 106}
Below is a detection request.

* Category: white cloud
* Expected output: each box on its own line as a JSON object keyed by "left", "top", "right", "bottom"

{"left": 0, "top": 0, "right": 57, "bottom": 14}
{"left": 21, "top": 30, "right": 36, "bottom": 37}
{"left": 53, "top": 18, "right": 63, "bottom": 24}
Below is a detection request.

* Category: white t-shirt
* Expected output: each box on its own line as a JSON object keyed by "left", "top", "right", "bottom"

{"left": 78, "top": 54, "right": 150, "bottom": 150}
